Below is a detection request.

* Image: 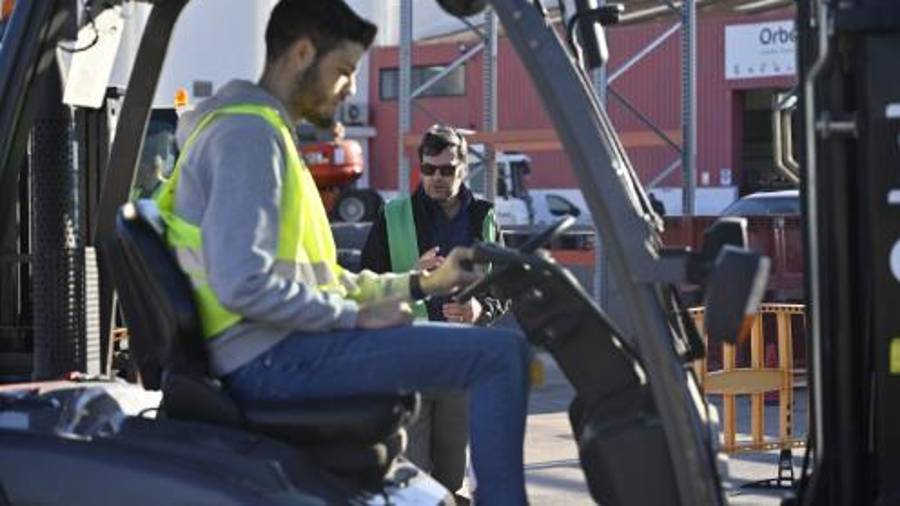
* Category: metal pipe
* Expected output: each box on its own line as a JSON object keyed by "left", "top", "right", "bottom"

{"left": 772, "top": 96, "right": 799, "bottom": 184}
{"left": 608, "top": 22, "right": 681, "bottom": 83}
{"left": 397, "top": 0, "right": 413, "bottom": 195}
{"left": 458, "top": 14, "right": 487, "bottom": 39}
{"left": 412, "top": 42, "right": 484, "bottom": 98}
{"left": 648, "top": 157, "right": 682, "bottom": 188}
{"left": 621, "top": 3, "right": 674, "bottom": 24}
{"left": 620, "top": 0, "right": 693, "bottom": 25}
{"left": 593, "top": 0, "right": 608, "bottom": 307}
{"left": 659, "top": 0, "right": 682, "bottom": 14}
{"left": 772, "top": 98, "right": 782, "bottom": 171}
{"left": 781, "top": 106, "right": 800, "bottom": 177}
{"left": 776, "top": 92, "right": 800, "bottom": 177}
{"left": 734, "top": 0, "right": 794, "bottom": 14}
{"left": 608, "top": 87, "right": 683, "bottom": 152}
{"left": 483, "top": 8, "right": 498, "bottom": 202}
{"left": 803, "top": 0, "right": 832, "bottom": 465}
{"left": 680, "top": 0, "right": 697, "bottom": 215}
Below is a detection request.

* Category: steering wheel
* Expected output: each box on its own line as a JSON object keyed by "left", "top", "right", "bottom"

{"left": 454, "top": 215, "right": 578, "bottom": 301}
{"left": 517, "top": 215, "right": 578, "bottom": 254}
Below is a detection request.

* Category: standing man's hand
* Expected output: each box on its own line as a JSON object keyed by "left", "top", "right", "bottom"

{"left": 331, "top": 121, "right": 346, "bottom": 141}
{"left": 415, "top": 246, "right": 445, "bottom": 272}
{"left": 420, "top": 247, "right": 480, "bottom": 296}
{"left": 442, "top": 298, "right": 482, "bottom": 324}
{"left": 357, "top": 297, "right": 414, "bottom": 329}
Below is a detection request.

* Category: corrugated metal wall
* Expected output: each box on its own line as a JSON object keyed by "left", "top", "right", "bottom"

{"left": 367, "top": 11, "right": 795, "bottom": 193}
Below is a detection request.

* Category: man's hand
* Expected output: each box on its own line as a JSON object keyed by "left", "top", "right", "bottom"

{"left": 357, "top": 297, "right": 414, "bottom": 329}
{"left": 331, "top": 121, "right": 346, "bottom": 141}
{"left": 442, "top": 298, "right": 482, "bottom": 324}
{"left": 415, "top": 246, "right": 444, "bottom": 272}
{"left": 420, "top": 247, "right": 480, "bottom": 296}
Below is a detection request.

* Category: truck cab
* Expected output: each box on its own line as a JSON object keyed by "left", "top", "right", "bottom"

{"left": 491, "top": 152, "right": 533, "bottom": 226}
{"left": 490, "top": 153, "right": 587, "bottom": 228}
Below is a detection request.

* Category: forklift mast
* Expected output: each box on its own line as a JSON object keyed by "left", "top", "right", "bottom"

{"left": 796, "top": 0, "right": 900, "bottom": 504}
{"left": 3, "top": 0, "right": 898, "bottom": 503}
{"left": 5, "top": 1, "right": 728, "bottom": 504}
{"left": 0, "top": 0, "right": 95, "bottom": 381}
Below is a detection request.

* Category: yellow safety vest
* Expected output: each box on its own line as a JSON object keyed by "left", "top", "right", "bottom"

{"left": 155, "top": 104, "right": 346, "bottom": 338}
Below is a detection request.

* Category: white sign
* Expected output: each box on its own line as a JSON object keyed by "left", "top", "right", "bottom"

{"left": 720, "top": 168, "right": 733, "bottom": 187}
{"left": 725, "top": 20, "right": 796, "bottom": 80}
{"left": 63, "top": 6, "right": 125, "bottom": 108}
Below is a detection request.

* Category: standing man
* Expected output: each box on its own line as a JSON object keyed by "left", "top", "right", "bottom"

{"left": 154, "top": 2, "right": 530, "bottom": 505}
{"left": 361, "top": 125, "right": 507, "bottom": 501}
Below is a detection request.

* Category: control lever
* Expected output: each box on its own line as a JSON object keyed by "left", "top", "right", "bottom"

{"left": 475, "top": 242, "right": 524, "bottom": 264}
{"left": 458, "top": 242, "right": 521, "bottom": 271}
{"left": 454, "top": 243, "right": 524, "bottom": 302}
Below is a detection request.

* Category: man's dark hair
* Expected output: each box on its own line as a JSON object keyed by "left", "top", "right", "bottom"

{"left": 418, "top": 124, "right": 468, "bottom": 164}
{"left": 266, "top": 1, "right": 377, "bottom": 64}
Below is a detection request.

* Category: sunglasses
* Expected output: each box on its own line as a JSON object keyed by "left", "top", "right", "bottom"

{"left": 420, "top": 163, "right": 460, "bottom": 177}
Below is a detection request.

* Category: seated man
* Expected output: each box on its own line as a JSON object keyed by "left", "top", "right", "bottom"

{"left": 154, "top": 2, "right": 530, "bottom": 504}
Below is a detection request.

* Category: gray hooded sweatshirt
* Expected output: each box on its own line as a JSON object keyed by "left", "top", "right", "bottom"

{"left": 172, "top": 80, "right": 411, "bottom": 376}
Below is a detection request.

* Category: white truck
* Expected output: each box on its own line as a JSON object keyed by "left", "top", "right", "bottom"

{"left": 471, "top": 151, "right": 589, "bottom": 227}
{"left": 111, "top": 0, "right": 276, "bottom": 111}
{"left": 102, "top": 1, "right": 383, "bottom": 220}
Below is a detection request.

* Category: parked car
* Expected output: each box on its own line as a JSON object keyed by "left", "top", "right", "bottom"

{"left": 663, "top": 188, "right": 804, "bottom": 302}
{"left": 720, "top": 189, "right": 800, "bottom": 217}
{"left": 538, "top": 193, "right": 585, "bottom": 222}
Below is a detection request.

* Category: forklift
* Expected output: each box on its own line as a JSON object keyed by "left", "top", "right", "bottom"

{"left": 0, "top": 0, "right": 896, "bottom": 504}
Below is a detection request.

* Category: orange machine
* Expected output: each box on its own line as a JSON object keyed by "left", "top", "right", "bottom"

{"left": 300, "top": 139, "right": 363, "bottom": 210}
{"left": 299, "top": 140, "right": 382, "bottom": 222}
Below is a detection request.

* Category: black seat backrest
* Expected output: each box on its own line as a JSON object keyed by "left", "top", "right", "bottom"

{"left": 105, "top": 201, "right": 208, "bottom": 390}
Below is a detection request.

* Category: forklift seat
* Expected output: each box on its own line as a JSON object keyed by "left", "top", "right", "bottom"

{"left": 106, "top": 201, "right": 419, "bottom": 451}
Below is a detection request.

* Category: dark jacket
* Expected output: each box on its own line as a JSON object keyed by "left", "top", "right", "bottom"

{"left": 361, "top": 185, "right": 509, "bottom": 325}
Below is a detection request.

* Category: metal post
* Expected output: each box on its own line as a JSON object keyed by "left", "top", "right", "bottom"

{"left": 608, "top": 22, "right": 681, "bottom": 84}
{"left": 648, "top": 158, "right": 683, "bottom": 189}
{"left": 593, "top": 59, "right": 608, "bottom": 307}
{"left": 70, "top": 110, "right": 100, "bottom": 377}
{"left": 397, "top": 0, "right": 413, "bottom": 195}
{"left": 593, "top": 66, "right": 607, "bottom": 104}
{"left": 31, "top": 105, "right": 79, "bottom": 380}
{"left": 31, "top": 0, "right": 83, "bottom": 380}
{"left": 482, "top": 8, "right": 499, "bottom": 202}
{"left": 681, "top": 0, "right": 697, "bottom": 215}
{"left": 803, "top": 0, "right": 831, "bottom": 465}
{"left": 413, "top": 42, "right": 484, "bottom": 98}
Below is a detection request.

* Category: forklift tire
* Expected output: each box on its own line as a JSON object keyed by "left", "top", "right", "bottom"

{"left": 333, "top": 189, "right": 383, "bottom": 223}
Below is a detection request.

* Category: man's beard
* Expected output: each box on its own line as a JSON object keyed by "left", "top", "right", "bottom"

{"left": 293, "top": 64, "right": 334, "bottom": 129}
{"left": 425, "top": 184, "right": 458, "bottom": 204}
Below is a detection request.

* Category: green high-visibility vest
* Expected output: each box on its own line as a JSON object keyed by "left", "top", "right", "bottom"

{"left": 155, "top": 104, "right": 347, "bottom": 338}
{"left": 384, "top": 196, "right": 496, "bottom": 320}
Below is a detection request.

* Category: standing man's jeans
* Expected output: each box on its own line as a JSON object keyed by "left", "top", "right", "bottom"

{"left": 406, "top": 391, "right": 469, "bottom": 494}
{"left": 224, "top": 322, "right": 531, "bottom": 506}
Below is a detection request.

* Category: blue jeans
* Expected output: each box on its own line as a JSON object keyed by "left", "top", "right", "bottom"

{"left": 224, "top": 322, "right": 531, "bottom": 506}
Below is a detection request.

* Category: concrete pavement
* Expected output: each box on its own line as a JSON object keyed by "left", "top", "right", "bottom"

{"left": 524, "top": 353, "right": 805, "bottom": 505}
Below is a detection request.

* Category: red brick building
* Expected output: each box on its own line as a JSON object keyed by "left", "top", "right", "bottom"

{"left": 364, "top": 10, "right": 796, "bottom": 211}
